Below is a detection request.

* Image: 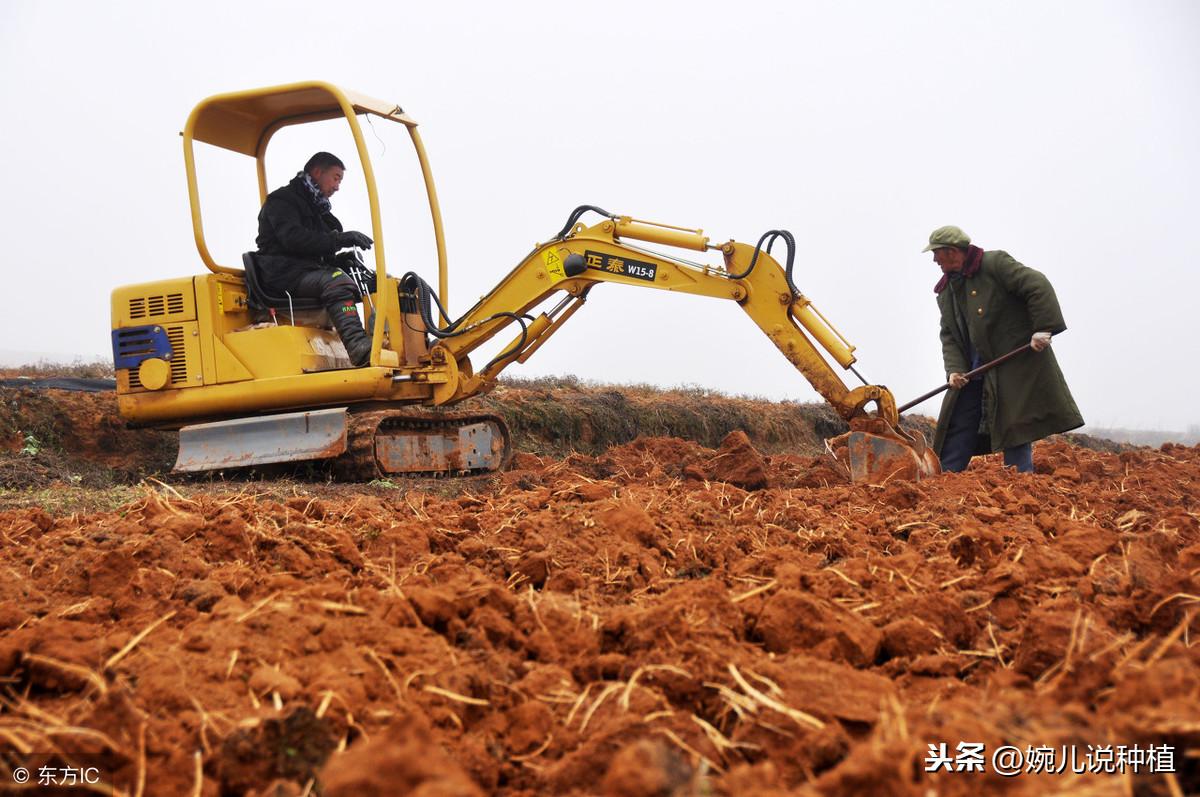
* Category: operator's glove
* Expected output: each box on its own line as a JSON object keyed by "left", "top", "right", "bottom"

{"left": 948, "top": 373, "right": 968, "bottom": 389}
{"left": 338, "top": 230, "right": 374, "bottom": 250}
{"left": 1031, "top": 331, "right": 1052, "bottom": 352}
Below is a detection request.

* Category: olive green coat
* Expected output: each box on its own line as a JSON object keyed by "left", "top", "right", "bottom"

{"left": 933, "top": 250, "right": 1084, "bottom": 455}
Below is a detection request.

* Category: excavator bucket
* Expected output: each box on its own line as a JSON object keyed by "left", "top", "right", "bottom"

{"left": 827, "top": 417, "right": 941, "bottom": 486}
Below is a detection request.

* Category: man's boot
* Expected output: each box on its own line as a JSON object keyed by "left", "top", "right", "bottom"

{"left": 329, "top": 302, "right": 372, "bottom": 366}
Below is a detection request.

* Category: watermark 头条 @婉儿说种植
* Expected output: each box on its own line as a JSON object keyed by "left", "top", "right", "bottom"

{"left": 924, "top": 741, "right": 1176, "bottom": 777}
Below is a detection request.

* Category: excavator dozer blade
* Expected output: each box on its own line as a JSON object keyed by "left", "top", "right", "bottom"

{"left": 175, "top": 408, "right": 349, "bottom": 472}
{"left": 827, "top": 418, "right": 941, "bottom": 486}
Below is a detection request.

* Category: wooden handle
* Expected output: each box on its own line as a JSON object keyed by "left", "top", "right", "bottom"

{"left": 898, "top": 343, "right": 1033, "bottom": 414}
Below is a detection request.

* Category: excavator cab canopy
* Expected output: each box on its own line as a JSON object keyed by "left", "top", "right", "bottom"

{"left": 181, "top": 80, "right": 451, "bottom": 306}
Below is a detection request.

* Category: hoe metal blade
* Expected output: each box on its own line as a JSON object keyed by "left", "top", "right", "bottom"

{"left": 175, "top": 408, "right": 348, "bottom": 472}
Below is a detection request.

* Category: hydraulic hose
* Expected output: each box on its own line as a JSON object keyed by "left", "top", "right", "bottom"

{"left": 399, "top": 272, "right": 532, "bottom": 371}
{"left": 727, "top": 228, "right": 798, "bottom": 293}
{"left": 552, "top": 205, "right": 617, "bottom": 241}
{"left": 401, "top": 272, "right": 455, "bottom": 333}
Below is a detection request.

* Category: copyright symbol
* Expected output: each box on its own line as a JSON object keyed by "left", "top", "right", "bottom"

{"left": 12, "top": 767, "right": 30, "bottom": 783}
{"left": 992, "top": 745, "right": 1024, "bottom": 777}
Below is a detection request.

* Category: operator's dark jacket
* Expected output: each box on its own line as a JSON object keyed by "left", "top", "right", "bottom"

{"left": 934, "top": 250, "right": 1084, "bottom": 455}
{"left": 254, "top": 175, "right": 344, "bottom": 290}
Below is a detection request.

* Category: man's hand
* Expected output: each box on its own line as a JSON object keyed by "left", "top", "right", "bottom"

{"left": 338, "top": 231, "right": 374, "bottom": 250}
{"left": 948, "top": 373, "right": 968, "bottom": 389}
{"left": 1031, "top": 331, "right": 1052, "bottom": 352}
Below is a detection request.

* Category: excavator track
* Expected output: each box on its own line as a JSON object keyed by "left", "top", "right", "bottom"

{"left": 331, "top": 408, "right": 513, "bottom": 480}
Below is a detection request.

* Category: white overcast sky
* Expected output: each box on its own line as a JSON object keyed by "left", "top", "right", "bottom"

{"left": 2, "top": 1, "right": 1197, "bottom": 431}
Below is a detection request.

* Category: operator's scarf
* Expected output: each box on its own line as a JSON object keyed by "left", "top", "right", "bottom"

{"left": 299, "top": 172, "right": 333, "bottom": 214}
{"left": 933, "top": 244, "right": 984, "bottom": 294}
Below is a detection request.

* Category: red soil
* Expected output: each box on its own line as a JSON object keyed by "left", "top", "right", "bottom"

{"left": 0, "top": 430, "right": 1197, "bottom": 795}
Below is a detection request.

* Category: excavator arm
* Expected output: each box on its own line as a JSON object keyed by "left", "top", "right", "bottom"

{"left": 401, "top": 209, "right": 939, "bottom": 483}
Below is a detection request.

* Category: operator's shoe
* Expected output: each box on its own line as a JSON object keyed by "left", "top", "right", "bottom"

{"left": 329, "top": 302, "right": 372, "bottom": 367}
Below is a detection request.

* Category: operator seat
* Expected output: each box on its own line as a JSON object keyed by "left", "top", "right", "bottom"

{"left": 241, "top": 253, "right": 328, "bottom": 326}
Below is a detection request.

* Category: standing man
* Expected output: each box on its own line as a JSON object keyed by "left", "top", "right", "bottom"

{"left": 924, "top": 225, "right": 1083, "bottom": 472}
{"left": 255, "top": 152, "right": 375, "bottom": 366}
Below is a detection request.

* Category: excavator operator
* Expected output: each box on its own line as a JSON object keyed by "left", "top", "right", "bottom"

{"left": 255, "top": 152, "right": 375, "bottom": 366}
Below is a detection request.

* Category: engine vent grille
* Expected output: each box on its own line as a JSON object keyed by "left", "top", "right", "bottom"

{"left": 167, "top": 326, "right": 187, "bottom": 384}
{"left": 128, "top": 292, "right": 186, "bottom": 320}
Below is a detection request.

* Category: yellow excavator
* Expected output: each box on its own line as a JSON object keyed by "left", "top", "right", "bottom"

{"left": 110, "top": 81, "right": 938, "bottom": 485}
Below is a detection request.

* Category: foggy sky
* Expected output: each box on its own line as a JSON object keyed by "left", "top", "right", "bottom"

{"left": 2, "top": 1, "right": 1197, "bottom": 431}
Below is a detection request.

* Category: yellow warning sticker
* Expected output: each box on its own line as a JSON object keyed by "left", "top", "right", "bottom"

{"left": 543, "top": 248, "right": 567, "bottom": 283}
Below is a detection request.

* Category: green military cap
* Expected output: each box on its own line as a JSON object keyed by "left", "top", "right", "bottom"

{"left": 922, "top": 225, "right": 971, "bottom": 252}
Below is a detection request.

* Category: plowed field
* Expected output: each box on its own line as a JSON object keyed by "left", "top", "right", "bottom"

{"left": 0, "top": 383, "right": 1197, "bottom": 796}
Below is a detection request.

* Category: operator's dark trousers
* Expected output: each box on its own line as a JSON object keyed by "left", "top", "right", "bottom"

{"left": 940, "top": 378, "right": 1034, "bottom": 473}
{"left": 266, "top": 266, "right": 360, "bottom": 308}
